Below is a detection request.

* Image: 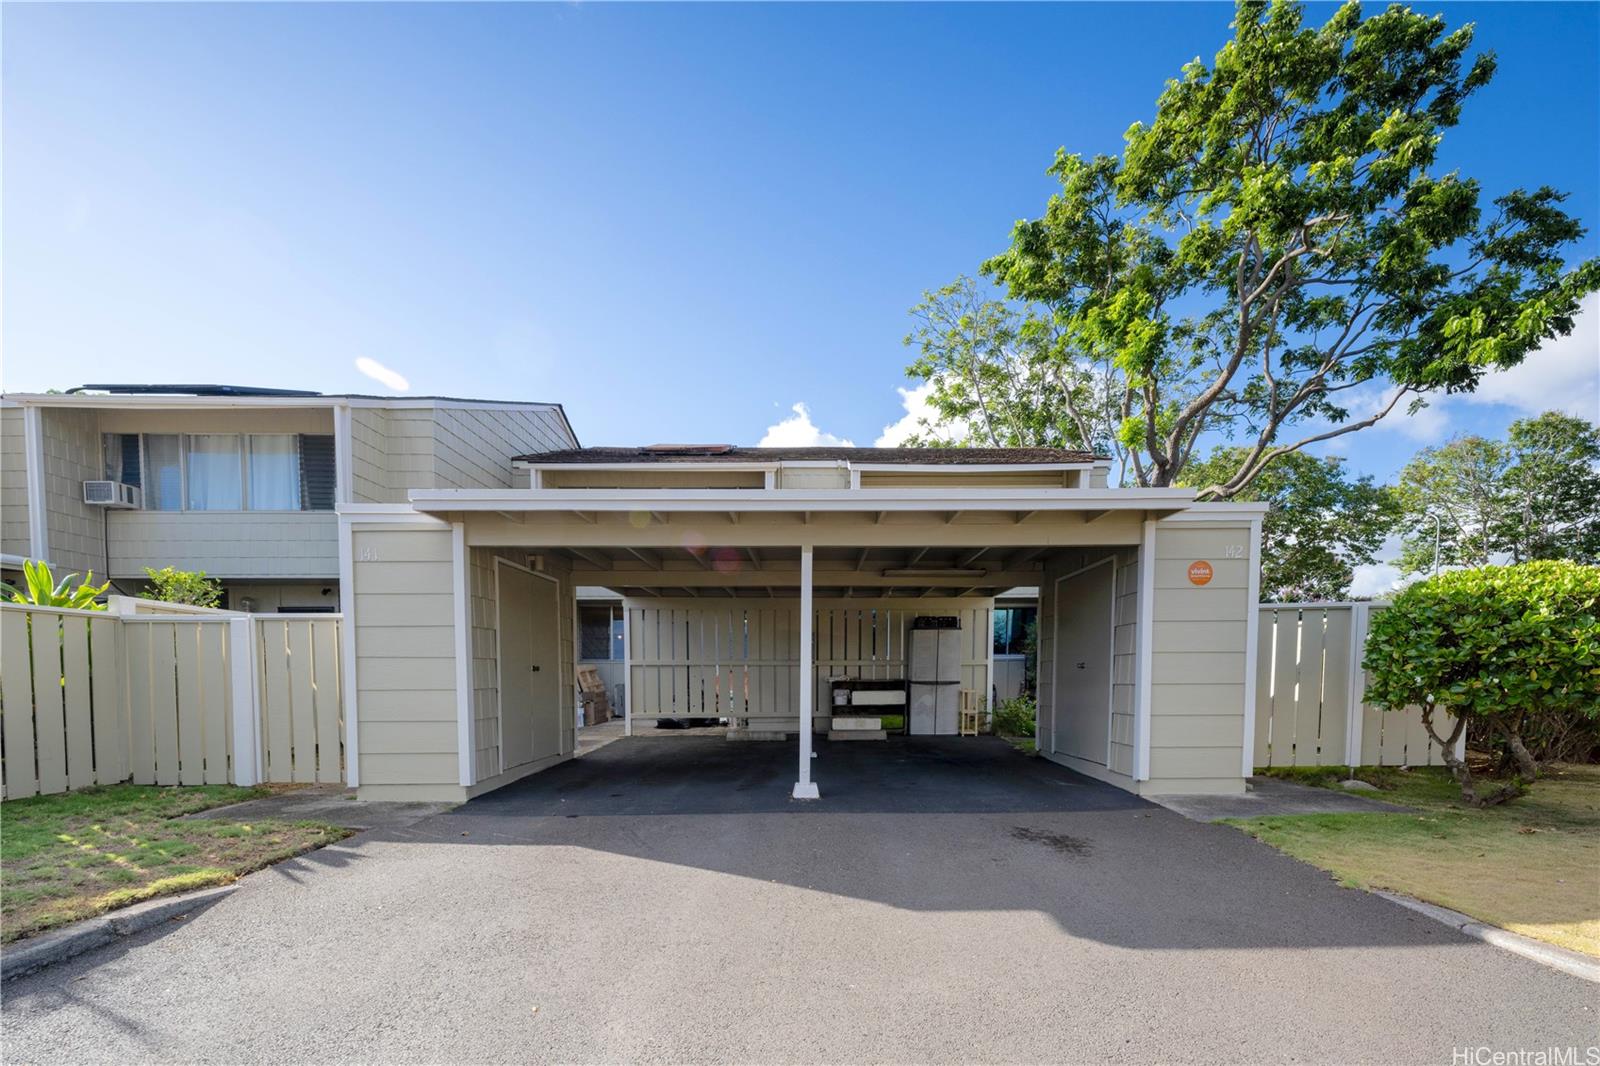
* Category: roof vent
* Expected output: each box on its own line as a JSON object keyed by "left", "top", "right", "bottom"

{"left": 640, "top": 444, "right": 734, "bottom": 456}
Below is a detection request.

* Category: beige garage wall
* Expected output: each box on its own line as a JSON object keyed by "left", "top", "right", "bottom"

{"left": 466, "top": 548, "right": 577, "bottom": 791}
{"left": 1037, "top": 546, "right": 1138, "bottom": 783}
{"left": 351, "top": 524, "right": 462, "bottom": 801}
{"left": 1143, "top": 517, "right": 1257, "bottom": 795}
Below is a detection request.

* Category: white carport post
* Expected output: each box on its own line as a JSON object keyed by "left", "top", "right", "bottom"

{"left": 792, "top": 545, "right": 820, "bottom": 800}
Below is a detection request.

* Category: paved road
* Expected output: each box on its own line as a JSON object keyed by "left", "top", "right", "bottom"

{"left": 4, "top": 737, "right": 1596, "bottom": 1064}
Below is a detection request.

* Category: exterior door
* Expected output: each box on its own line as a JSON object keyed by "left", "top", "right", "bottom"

{"left": 498, "top": 562, "right": 563, "bottom": 771}
{"left": 1053, "top": 561, "right": 1115, "bottom": 765}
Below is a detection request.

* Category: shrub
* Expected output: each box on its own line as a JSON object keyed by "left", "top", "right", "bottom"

{"left": 993, "top": 696, "right": 1036, "bottom": 738}
{"left": 2, "top": 560, "right": 108, "bottom": 610}
{"left": 141, "top": 567, "right": 223, "bottom": 609}
{"left": 1363, "top": 561, "right": 1600, "bottom": 806}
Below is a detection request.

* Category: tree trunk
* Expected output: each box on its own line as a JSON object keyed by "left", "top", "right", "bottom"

{"left": 1424, "top": 706, "right": 1521, "bottom": 808}
{"left": 1502, "top": 727, "right": 1540, "bottom": 782}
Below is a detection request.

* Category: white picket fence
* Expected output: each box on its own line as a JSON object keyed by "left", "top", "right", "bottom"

{"left": 0, "top": 601, "right": 344, "bottom": 800}
{"left": 1254, "top": 602, "right": 1458, "bottom": 769}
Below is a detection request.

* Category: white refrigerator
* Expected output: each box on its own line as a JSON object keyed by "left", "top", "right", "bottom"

{"left": 907, "top": 617, "right": 962, "bottom": 735}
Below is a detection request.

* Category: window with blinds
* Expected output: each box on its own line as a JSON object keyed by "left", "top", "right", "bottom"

{"left": 102, "top": 432, "right": 337, "bottom": 512}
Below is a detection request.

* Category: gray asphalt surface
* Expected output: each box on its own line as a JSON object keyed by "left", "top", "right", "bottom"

{"left": 3, "top": 736, "right": 1596, "bottom": 1064}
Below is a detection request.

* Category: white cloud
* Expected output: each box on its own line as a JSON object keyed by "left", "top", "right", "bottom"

{"left": 354, "top": 357, "right": 410, "bottom": 392}
{"left": 757, "top": 402, "right": 854, "bottom": 447}
{"left": 875, "top": 379, "right": 973, "bottom": 447}
{"left": 1464, "top": 292, "right": 1600, "bottom": 423}
{"left": 874, "top": 381, "right": 939, "bottom": 447}
{"left": 1349, "top": 562, "right": 1403, "bottom": 599}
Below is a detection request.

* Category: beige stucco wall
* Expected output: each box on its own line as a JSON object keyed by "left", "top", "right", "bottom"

{"left": 351, "top": 524, "right": 462, "bottom": 800}
{"left": 1, "top": 407, "right": 30, "bottom": 560}
{"left": 1141, "top": 518, "right": 1255, "bottom": 795}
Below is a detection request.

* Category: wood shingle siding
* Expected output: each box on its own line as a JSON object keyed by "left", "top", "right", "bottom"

{"left": 0, "top": 407, "right": 29, "bottom": 558}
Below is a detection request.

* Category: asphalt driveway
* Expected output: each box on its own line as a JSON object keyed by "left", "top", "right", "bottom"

{"left": 3, "top": 736, "right": 1595, "bottom": 1064}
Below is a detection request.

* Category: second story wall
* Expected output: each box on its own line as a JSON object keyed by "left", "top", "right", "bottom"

{"left": 350, "top": 403, "right": 575, "bottom": 502}
{"left": 1, "top": 408, "right": 29, "bottom": 560}
{"left": 43, "top": 408, "right": 106, "bottom": 577}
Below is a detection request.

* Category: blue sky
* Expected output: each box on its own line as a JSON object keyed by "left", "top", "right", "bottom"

{"left": 4, "top": 1, "right": 1597, "bottom": 492}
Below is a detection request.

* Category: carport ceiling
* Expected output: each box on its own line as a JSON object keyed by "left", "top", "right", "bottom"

{"left": 547, "top": 544, "right": 1052, "bottom": 599}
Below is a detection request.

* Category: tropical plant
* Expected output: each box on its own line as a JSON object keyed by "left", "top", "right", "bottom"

{"left": 1362, "top": 561, "right": 1600, "bottom": 806}
{"left": 906, "top": 1, "right": 1599, "bottom": 498}
{"left": 993, "top": 696, "right": 1037, "bottom": 739}
{"left": 141, "top": 567, "right": 224, "bottom": 609}
{"left": 1, "top": 560, "right": 109, "bottom": 611}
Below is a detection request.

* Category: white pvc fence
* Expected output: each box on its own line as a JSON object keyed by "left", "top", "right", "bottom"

{"left": 1254, "top": 602, "right": 1458, "bottom": 769}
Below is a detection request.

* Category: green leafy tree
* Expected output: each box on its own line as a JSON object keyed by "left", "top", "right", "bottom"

{"left": 141, "top": 567, "right": 224, "bottom": 609}
{"left": 1393, "top": 434, "right": 1511, "bottom": 573}
{"left": 1393, "top": 412, "right": 1600, "bottom": 574}
{"left": 2, "top": 560, "right": 109, "bottom": 610}
{"left": 1363, "top": 561, "right": 1600, "bottom": 806}
{"left": 1503, "top": 412, "right": 1600, "bottom": 564}
{"left": 903, "top": 277, "right": 1133, "bottom": 479}
{"left": 908, "top": 1, "right": 1598, "bottom": 497}
{"left": 1180, "top": 447, "right": 1395, "bottom": 600}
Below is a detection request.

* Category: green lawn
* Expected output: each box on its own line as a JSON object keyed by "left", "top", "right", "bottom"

{"left": 1225, "top": 764, "right": 1600, "bottom": 957}
{"left": 1, "top": 784, "right": 347, "bottom": 943}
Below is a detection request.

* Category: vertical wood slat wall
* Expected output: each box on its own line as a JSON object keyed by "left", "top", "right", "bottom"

{"left": 1253, "top": 603, "right": 1453, "bottom": 769}
{"left": 625, "top": 601, "right": 992, "bottom": 727}
{"left": 0, "top": 604, "right": 344, "bottom": 799}
{"left": 255, "top": 618, "right": 344, "bottom": 784}
{"left": 1, "top": 606, "right": 128, "bottom": 798}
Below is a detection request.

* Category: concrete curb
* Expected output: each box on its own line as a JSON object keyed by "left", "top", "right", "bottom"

{"left": 1375, "top": 890, "right": 1600, "bottom": 984}
{"left": 1, "top": 884, "right": 237, "bottom": 982}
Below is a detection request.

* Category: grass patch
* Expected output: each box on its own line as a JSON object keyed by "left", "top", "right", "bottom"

{"left": 1, "top": 783, "right": 348, "bottom": 942}
{"left": 1226, "top": 764, "right": 1600, "bottom": 957}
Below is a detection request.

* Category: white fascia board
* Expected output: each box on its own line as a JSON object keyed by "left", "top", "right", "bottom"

{"left": 1158, "top": 502, "right": 1270, "bottom": 520}
{"left": 406, "top": 486, "right": 1197, "bottom": 513}
{"left": 3, "top": 393, "right": 342, "bottom": 410}
{"left": 2, "top": 393, "right": 562, "bottom": 415}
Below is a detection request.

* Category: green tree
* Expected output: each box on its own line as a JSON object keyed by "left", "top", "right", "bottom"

{"left": 1503, "top": 412, "right": 1600, "bottom": 564}
{"left": 142, "top": 567, "right": 224, "bottom": 609}
{"left": 2, "top": 560, "right": 108, "bottom": 610}
{"left": 908, "top": 1, "right": 1598, "bottom": 497}
{"left": 1363, "top": 561, "right": 1600, "bottom": 806}
{"left": 1180, "top": 448, "right": 1395, "bottom": 600}
{"left": 1393, "top": 434, "right": 1511, "bottom": 573}
{"left": 1393, "top": 412, "right": 1600, "bottom": 574}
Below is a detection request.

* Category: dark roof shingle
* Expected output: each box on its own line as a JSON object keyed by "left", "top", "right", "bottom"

{"left": 515, "top": 445, "right": 1103, "bottom": 465}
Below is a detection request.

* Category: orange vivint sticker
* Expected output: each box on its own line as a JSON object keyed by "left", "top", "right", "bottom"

{"left": 1187, "top": 561, "right": 1214, "bottom": 586}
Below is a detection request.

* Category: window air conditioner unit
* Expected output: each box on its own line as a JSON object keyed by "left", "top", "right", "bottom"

{"left": 83, "top": 480, "right": 142, "bottom": 508}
